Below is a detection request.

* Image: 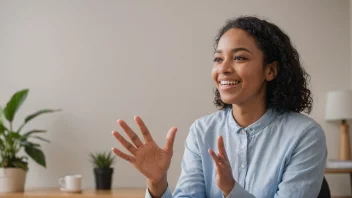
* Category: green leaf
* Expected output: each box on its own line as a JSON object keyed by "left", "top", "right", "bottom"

{"left": 0, "top": 123, "right": 7, "bottom": 135}
{"left": 12, "top": 160, "right": 28, "bottom": 171}
{"left": 17, "top": 109, "right": 61, "bottom": 133}
{"left": 8, "top": 132, "right": 21, "bottom": 140}
{"left": 0, "top": 106, "right": 3, "bottom": 126}
{"left": 20, "top": 141, "right": 40, "bottom": 148}
{"left": 4, "top": 89, "right": 29, "bottom": 122}
{"left": 22, "top": 129, "right": 46, "bottom": 139}
{"left": 32, "top": 136, "right": 50, "bottom": 143}
{"left": 0, "top": 138, "right": 4, "bottom": 150}
{"left": 4, "top": 133, "right": 14, "bottom": 146}
{"left": 25, "top": 109, "right": 61, "bottom": 124}
{"left": 25, "top": 146, "right": 46, "bottom": 168}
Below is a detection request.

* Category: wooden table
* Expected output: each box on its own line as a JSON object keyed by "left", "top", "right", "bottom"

{"left": 1, "top": 187, "right": 352, "bottom": 198}
{"left": 0, "top": 188, "right": 146, "bottom": 198}
{"left": 325, "top": 168, "right": 352, "bottom": 196}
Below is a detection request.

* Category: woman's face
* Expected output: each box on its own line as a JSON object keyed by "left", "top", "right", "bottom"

{"left": 212, "top": 28, "right": 274, "bottom": 107}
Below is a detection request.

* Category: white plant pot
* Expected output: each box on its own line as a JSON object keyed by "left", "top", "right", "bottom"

{"left": 0, "top": 168, "right": 26, "bottom": 192}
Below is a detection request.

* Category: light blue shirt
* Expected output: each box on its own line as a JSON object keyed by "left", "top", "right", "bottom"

{"left": 146, "top": 107, "right": 327, "bottom": 198}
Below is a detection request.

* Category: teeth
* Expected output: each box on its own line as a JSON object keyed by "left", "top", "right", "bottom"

{"left": 220, "top": 80, "right": 240, "bottom": 85}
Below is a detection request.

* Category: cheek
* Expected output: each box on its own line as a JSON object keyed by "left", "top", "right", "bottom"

{"left": 211, "top": 67, "right": 218, "bottom": 82}
{"left": 237, "top": 66, "right": 254, "bottom": 80}
{"left": 238, "top": 65, "right": 265, "bottom": 86}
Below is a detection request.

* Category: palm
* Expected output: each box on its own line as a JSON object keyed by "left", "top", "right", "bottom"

{"left": 134, "top": 142, "right": 171, "bottom": 181}
{"left": 112, "top": 116, "right": 177, "bottom": 183}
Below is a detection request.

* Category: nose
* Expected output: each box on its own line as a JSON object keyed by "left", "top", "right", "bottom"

{"left": 217, "top": 58, "right": 234, "bottom": 74}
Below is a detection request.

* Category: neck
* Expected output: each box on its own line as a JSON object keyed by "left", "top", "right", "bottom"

{"left": 231, "top": 97, "right": 267, "bottom": 128}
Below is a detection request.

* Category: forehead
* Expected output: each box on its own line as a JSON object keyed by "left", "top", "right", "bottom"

{"left": 217, "top": 28, "right": 258, "bottom": 51}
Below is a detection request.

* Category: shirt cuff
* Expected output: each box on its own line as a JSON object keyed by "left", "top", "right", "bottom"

{"left": 225, "top": 183, "right": 255, "bottom": 198}
{"left": 145, "top": 186, "right": 172, "bottom": 198}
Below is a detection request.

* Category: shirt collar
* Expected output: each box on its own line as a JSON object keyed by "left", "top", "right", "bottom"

{"left": 227, "top": 107, "right": 277, "bottom": 136}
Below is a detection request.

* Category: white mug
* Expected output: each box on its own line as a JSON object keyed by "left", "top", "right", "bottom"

{"left": 59, "top": 175, "right": 82, "bottom": 191}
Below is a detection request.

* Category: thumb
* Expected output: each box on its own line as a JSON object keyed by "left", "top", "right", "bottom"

{"left": 164, "top": 127, "right": 177, "bottom": 154}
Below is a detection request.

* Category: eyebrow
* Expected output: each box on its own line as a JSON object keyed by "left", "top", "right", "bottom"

{"left": 214, "top": 47, "right": 252, "bottom": 54}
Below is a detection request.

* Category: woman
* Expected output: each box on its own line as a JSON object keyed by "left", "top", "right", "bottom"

{"left": 111, "top": 16, "right": 327, "bottom": 198}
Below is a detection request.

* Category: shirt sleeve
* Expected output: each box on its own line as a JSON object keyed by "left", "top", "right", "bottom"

{"left": 145, "top": 186, "right": 172, "bottom": 198}
{"left": 145, "top": 122, "right": 206, "bottom": 198}
{"left": 274, "top": 124, "right": 327, "bottom": 198}
{"left": 224, "top": 183, "right": 255, "bottom": 198}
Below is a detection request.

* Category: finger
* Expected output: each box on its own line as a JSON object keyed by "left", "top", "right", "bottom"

{"left": 218, "top": 136, "right": 229, "bottom": 161}
{"left": 112, "top": 131, "right": 137, "bottom": 155}
{"left": 208, "top": 148, "right": 220, "bottom": 164}
{"left": 209, "top": 150, "right": 227, "bottom": 171}
{"left": 163, "top": 127, "right": 177, "bottom": 154}
{"left": 218, "top": 155, "right": 227, "bottom": 167}
{"left": 111, "top": 148, "right": 135, "bottom": 163}
{"left": 118, "top": 119, "right": 143, "bottom": 148}
{"left": 134, "top": 116, "right": 154, "bottom": 143}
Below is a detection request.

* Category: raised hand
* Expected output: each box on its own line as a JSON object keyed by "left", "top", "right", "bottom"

{"left": 111, "top": 116, "right": 177, "bottom": 196}
{"left": 208, "top": 136, "right": 236, "bottom": 197}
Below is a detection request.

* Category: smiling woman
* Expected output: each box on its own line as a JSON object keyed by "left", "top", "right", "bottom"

{"left": 213, "top": 17, "right": 312, "bottom": 116}
{"left": 111, "top": 16, "right": 327, "bottom": 198}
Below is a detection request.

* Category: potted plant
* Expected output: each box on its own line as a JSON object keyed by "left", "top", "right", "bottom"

{"left": 90, "top": 151, "right": 116, "bottom": 190}
{"left": 0, "top": 89, "right": 60, "bottom": 192}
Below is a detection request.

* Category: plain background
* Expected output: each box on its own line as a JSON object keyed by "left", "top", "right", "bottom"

{"left": 1, "top": 0, "right": 351, "bottom": 195}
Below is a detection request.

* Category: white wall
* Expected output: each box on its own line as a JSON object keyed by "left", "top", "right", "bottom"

{"left": 0, "top": 0, "right": 350, "bottom": 195}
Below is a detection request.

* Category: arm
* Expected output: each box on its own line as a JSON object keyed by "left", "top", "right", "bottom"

{"left": 273, "top": 124, "right": 327, "bottom": 197}
{"left": 146, "top": 122, "right": 206, "bottom": 198}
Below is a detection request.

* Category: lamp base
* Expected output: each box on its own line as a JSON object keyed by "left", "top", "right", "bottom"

{"left": 339, "top": 120, "right": 351, "bottom": 160}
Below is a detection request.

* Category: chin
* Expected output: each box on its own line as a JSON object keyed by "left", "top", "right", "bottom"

{"left": 220, "top": 96, "right": 240, "bottom": 105}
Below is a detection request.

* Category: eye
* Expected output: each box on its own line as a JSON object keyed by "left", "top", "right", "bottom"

{"left": 213, "top": 57, "right": 223, "bottom": 63}
{"left": 234, "top": 56, "right": 247, "bottom": 61}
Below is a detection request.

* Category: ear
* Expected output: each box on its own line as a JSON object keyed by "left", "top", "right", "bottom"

{"left": 265, "top": 61, "right": 278, "bottom": 81}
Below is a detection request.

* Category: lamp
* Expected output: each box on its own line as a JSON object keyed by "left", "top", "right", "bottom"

{"left": 325, "top": 90, "right": 352, "bottom": 160}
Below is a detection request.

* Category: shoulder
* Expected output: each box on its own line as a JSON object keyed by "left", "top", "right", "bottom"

{"left": 192, "top": 108, "right": 229, "bottom": 129}
{"left": 279, "top": 111, "right": 316, "bottom": 124}
{"left": 275, "top": 110, "right": 325, "bottom": 140}
{"left": 189, "top": 108, "right": 229, "bottom": 137}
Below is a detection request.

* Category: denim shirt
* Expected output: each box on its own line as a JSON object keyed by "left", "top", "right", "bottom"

{"left": 146, "top": 107, "right": 327, "bottom": 198}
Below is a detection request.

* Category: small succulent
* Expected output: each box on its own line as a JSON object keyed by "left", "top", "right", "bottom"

{"left": 90, "top": 151, "right": 116, "bottom": 168}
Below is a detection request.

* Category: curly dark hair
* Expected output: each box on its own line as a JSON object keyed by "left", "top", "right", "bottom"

{"left": 213, "top": 16, "right": 312, "bottom": 114}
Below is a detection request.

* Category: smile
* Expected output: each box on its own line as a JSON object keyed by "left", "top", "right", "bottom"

{"left": 218, "top": 80, "right": 241, "bottom": 90}
{"left": 219, "top": 80, "right": 241, "bottom": 85}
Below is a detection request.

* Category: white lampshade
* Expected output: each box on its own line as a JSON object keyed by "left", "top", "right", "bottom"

{"left": 325, "top": 90, "right": 352, "bottom": 121}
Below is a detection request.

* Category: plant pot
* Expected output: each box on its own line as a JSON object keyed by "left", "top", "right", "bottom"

{"left": 0, "top": 168, "right": 26, "bottom": 192}
{"left": 94, "top": 168, "right": 113, "bottom": 190}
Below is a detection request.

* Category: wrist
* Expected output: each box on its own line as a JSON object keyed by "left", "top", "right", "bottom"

{"left": 223, "top": 179, "right": 235, "bottom": 197}
{"left": 147, "top": 175, "right": 168, "bottom": 198}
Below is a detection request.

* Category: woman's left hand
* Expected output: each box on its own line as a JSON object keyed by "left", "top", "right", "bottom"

{"left": 208, "top": 136, "right": 236, "bottom": 197}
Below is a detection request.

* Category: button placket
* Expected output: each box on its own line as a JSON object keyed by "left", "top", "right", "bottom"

{"left": 238, "top": 129, "right": 248, "bottom": 187}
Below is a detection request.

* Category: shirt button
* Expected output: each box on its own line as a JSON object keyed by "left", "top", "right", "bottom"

{"left": 242, "top": 145, "right": 245, "bottom": 149}
{"left": 241, "top": 129, "right": 246, "bottom": 134}
{"left": 241, "top": 164, "right": 245, "bottom": 169}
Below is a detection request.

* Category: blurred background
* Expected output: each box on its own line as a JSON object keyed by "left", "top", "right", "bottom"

{"left": 0, "top": 0, "right": 350, "bottom": 196}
